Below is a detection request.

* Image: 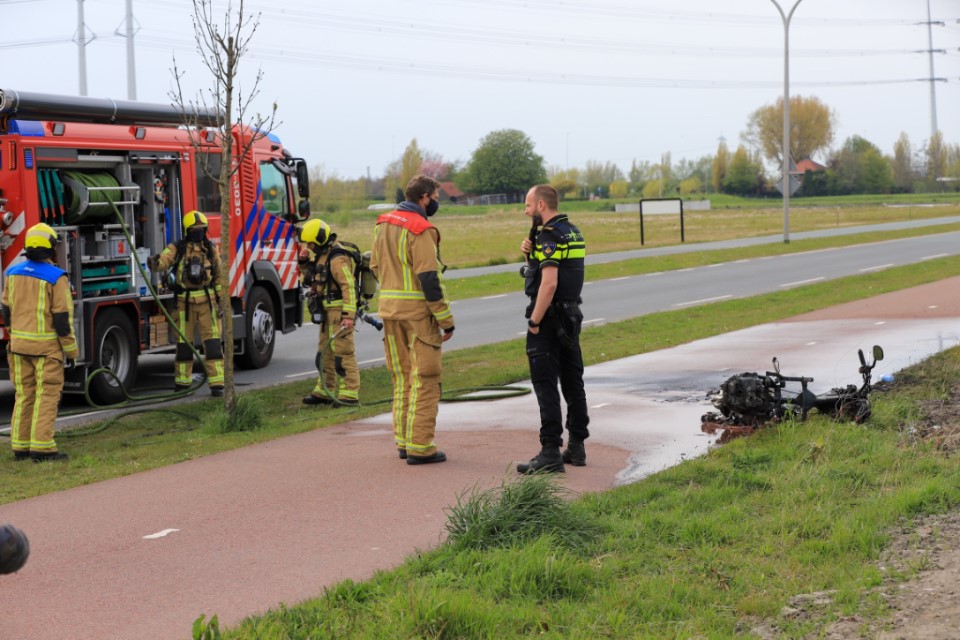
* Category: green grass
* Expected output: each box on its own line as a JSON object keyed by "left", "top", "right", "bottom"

{"left": 221, "top": 348, "right": 960, "bottom": 639}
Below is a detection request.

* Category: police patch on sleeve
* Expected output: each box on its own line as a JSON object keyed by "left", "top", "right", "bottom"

{"left": 541, "top": 242, "right": 557, "bottom": 257}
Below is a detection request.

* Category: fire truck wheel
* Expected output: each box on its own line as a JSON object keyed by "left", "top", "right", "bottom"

{"left": 89, "top": 308, "right": 139, "bottom": 405}
{"left": 236, "top": 286, "right": 276, "bottom": 370}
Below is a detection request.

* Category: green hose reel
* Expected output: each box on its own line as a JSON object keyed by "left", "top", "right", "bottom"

{"left": 61, "top": 171, "right": 123, "bottom": 223}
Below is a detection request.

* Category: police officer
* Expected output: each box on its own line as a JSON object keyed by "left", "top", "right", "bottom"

{"left": 148, "top": 211, "right": 224, "bottom": 397}
{"left": 299, "top": 218, "right": 360, "bottom": 406}
{"left": 517, "top": 185, "right": 589, "bottom": 474}
{"left": 370, "top": 174, "right": 454, "bottom": 465}
{"left": 2, "top": 223, "right": 79, "bottom": 462}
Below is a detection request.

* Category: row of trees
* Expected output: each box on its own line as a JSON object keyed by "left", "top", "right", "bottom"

{"left": 310, "top": 96, "right": 960, "bottom": 209}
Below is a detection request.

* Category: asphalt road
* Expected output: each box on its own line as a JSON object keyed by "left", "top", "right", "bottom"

{"left": 1, "top": 218, "right": 958, "bottom": 426}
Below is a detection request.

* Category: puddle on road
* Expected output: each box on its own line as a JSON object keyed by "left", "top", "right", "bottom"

{"left": 395, "top": 317, "right": 960, "bottom": 486}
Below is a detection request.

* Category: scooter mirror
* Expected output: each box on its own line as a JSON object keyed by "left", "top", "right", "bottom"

{"left": 872, "top": 345, "right": 884, "bottom": 362}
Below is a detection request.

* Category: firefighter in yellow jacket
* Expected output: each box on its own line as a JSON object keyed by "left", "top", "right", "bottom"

{"left": 371, "top": 175, "right": 454, "bottom": 465}
{"left": 148, "top": 211, "right": 224, "bottom": 397}
{"left": 2, "top": 223, "right": 79, "bottom": 462}
{"left": 299, "top": 219, "right": 360, "bottom": 406}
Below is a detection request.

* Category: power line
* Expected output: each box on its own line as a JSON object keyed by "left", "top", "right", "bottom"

{"left": 0, "top": 37, "right": 75, "bottom": 49}
{"left": 120, "top": 33, "right": 947, "bottom": 90}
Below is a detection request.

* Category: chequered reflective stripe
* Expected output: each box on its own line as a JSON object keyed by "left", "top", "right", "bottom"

{"left": 229, "top": 177, "right": 300, "bottom": 298}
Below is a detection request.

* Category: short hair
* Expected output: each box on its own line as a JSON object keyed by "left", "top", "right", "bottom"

{"left": 530, "top": 184, "right": 559, "bottom": 211}
{"left": 405, "top": 174, "right": 441, "bottom": 202}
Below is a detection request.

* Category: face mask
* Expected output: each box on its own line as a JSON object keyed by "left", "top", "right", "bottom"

{"left": 187, "top": 227, "right": 206, "bottom": 243}
{"left": 425, "top": 198, "right": 440, "bottom": 217}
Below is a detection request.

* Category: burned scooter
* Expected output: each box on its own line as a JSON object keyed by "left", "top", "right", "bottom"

{"left": 701, "top": 345, "right": 884, "bottom": 443}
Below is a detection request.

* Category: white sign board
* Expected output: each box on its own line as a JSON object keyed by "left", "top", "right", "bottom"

{"left": 640, "top": 199, "right": 683, "bottom": 215}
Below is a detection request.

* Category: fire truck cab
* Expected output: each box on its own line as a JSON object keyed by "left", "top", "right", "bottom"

{"left": 0, "top": 89, "right": 308, "bottom": 404}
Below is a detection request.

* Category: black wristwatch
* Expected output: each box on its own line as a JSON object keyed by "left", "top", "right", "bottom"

{"left": 528, "top": 319, "right": 540, "bottom": 328}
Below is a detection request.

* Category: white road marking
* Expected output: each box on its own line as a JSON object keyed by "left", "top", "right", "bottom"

{"left": 143, "top": 529, "right": 180, "bottom": 540}
{"left": 582, "top": 318, "right": 605, "bottom": 325}
{"left": 718, "top": 367, "right": 731, "bottom": 372}
{"left": 859, "top": 263, "right": 895, "bottom": 273}
{"left": 674, "top": 295, "right": 732, "bottom": 308}
{"left": 481, "top": 294, "right": 507, "bottom": 300}
{"left": 806, "top": 342, "right": 817, "bottom": 346}
{"left": 733, "top": 259, "right": 749, "bottom": 264}
{"left": 287, "top": 357, "right": 385, "bottom": 377}
{"left": 929, "top": 305, "right": 939, "bottom": 309}
{"left": 780, "top": 277, "right": 825, "bottom": 288}
{"left": 591, "top": 403, "right": 612, "bottom": 409}
{"left": 920, "top": 253, "right": 948, "bottom": 261}
{"left": 875, "top": 321, "right": 886, "bottom": 326}
{"left": 285, "top": 371, "right": 316, "bottom": 379}
{"left": 677, "top": 268, "right": 695, "bottom": 273}
{"left": 611, "top": 276, "right": 630, "bottom": 281}
{"left": 706, "top": 263, "right": 723, "bottom": 268}
{"left": 647, "top": 271, "right": 663, "bottom": 276}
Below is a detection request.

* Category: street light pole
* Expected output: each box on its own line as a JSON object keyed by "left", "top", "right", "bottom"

{"left": 770, "top": 0, "right": 803, "bottom": 244}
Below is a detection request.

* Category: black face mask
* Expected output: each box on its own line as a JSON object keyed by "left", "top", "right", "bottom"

{"left": 187, "top": 227, "right": 206, "bottom": 243}
{"left": 425, "top": 198, "right": 439, "bottom": 217}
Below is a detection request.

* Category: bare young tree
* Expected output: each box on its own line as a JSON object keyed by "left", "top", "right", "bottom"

{"left": 170, "top": 0, "right": 277, "bottom": 412}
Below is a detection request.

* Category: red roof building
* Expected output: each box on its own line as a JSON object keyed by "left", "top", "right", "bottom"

{"left": 794, "top": 158, "right": 826, "bottom": 174}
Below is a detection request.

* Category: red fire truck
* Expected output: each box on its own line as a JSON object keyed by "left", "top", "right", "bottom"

{"left": 0, "top": 88, "right": 308, "bottom": 403}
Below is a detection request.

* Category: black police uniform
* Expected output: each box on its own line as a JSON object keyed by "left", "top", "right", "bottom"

{"left": 524, "top": 214, "right": 589, "bottom": 449}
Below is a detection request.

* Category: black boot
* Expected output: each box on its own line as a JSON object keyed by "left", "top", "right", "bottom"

{"left": 31, "top": 451, "right": 69, "bottom": 463}
{"left": 517, "top": 446, "right": 565, "bottom": 474}
{"left": 302, "top": 394, "right": 333, "bottom": 406}
{"left": 561, "top": 440, "right": 586, "bottom": 466}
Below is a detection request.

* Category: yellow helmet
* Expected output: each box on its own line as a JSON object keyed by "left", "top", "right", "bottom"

{"left": 183, "top": 210, "right": 208, "bottom": 230}
{"left": 25, "top": 223, "right": 58, "bottom": 250}
{"left": 300, "top": 219, "right": 331, "bottom": 247}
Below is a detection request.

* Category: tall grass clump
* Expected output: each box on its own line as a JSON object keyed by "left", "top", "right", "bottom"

{"left": 444, "top": 473, "right": 603, "bottom": 551}
{"left": 208, "top": 395, "right": 265, "bottom": 434}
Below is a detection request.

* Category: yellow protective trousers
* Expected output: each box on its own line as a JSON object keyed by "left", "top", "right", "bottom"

{"left": 174, "top": 292, "right": 224, "bottom": 388}
{"left": 382, "top": 315, "right": 443, "bottom": 457}
{"left": 312, "top": 308, "right": 360, "bottom": 401}
{"left": 9, "top": 353, "right": 64, "bottom": 455}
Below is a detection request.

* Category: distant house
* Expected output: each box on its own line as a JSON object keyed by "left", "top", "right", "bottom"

{"left": 794, "top": 158, "right": 825, "bottom": 176}
{"left": 439, "top": 181, "right": 466, "bottom": 204}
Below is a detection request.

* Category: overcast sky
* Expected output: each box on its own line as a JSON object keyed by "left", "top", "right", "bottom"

{"left": 4, "top": 0, "right": 959, "bottom": 179}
